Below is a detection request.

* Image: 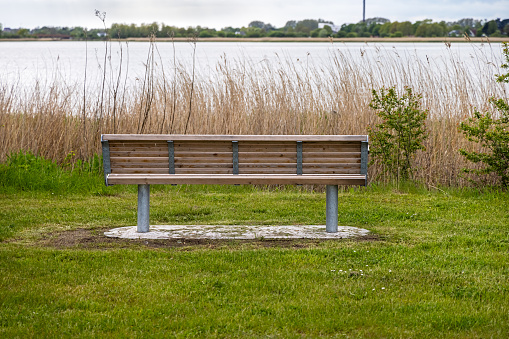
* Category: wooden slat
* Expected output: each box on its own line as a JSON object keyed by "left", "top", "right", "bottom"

{"left": 301, "top": 158, "right": 361, "bottom": 164}
{"left": 110, "top": 151, "right": 168, "bottom": 157}
{"left": 239, "top": 169, "right": 298, "bottom": 174}
{"left": 174, "top": 147, "right": 233, "bottom": 153}
{"left": 239, "top": 152, "right": 295, "bottom": 158}
{"left": 176, "top": 169, "right": 233, "bottom": 174}
{"left": 303, "top": 169, "right": 361, "bottom": 174}
{"left": 304, "top": 145, "right": 361, "bottom": 152}
{"left": 106, "top": 173, "right": 367, "bottom": 185}
{"left": 112, "top": 168, "right": 232, "bottom": 174}
{"left": 302, "top": 152, "right": 361, "bottom": 158}
{"left": 102, "top": 134, "right": 369, "bottom": 142}
{"left": 239, "top": 147, "right": 297, "bottom": 153}
{"left": 239, "top": 141, "right": 297, "bottom": 150}
{"left": 109, "top": 143, "right": 168, "bottom": 150}
{"left": 111, "top": 168, "right": 170, "bottom": 174}
{"left": 174, "top": 141, "right": 233, "bottom": 148}
{"left": 110, "top": 146, "right": 168, "bottom": 152}
{"left": 302, "top": 163, "right": 361, "bottom": 169}
{"left": 175, "top": 157, "right": 234, "bottom": 164}
{"left": 111, "top": 157, "right": 169, "bottom": 163}
{"left": 174, "top": 163, "right": 233, "bottom": 169}
{"left": 174, "top": 152, "right": 232, "bottom": 158}
{"left": 238, "top": 163, "right": 297, "bottom": 168}
{"left": 112, "top": 163, "right": 170, "bottom": 169}
{"left": 238, "top": 157, "right": 296, "bottom": 164}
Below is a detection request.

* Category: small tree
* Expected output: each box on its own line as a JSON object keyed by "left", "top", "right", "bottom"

{"left": 459, "top": 43, "right": 509, "bottom": 187}
{"left": 368, "top": 86, "right": 428, "bottom": 182}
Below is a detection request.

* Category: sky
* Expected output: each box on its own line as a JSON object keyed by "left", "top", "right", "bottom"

{"left": 2, "top": 0, "right": 508, "bottom": 30}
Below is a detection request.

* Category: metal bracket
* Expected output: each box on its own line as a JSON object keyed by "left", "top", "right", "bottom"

{"left": 296, "top": 141, "right": 303, "bottom": 175}
{"left": 232, "top": 141, "right": 239, "bottom": 175}
{"left": 361, "top": 141, "right": 368, "bottom": 177}
{"left": 167, "top": 141, "right": 175, "bottom": 174}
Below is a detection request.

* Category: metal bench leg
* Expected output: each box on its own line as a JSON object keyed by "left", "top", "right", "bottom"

{"left": 137, "top": 184, "right": 150, "bottom": 233}
{"left": 326, "top": 185, "right": 338, "bottom": 233}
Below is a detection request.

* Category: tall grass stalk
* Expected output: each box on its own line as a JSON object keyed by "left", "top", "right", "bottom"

{"left": 0, "top": 41, "right": 506, "bottom": 186}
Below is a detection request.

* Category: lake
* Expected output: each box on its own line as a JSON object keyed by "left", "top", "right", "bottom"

{"left": 0, "top": 40, "right": 505, "bottom": 93}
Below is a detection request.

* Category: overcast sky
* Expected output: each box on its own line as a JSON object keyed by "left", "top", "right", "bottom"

{"left": 2, "top": 0, "right": 508, "bottom": 30}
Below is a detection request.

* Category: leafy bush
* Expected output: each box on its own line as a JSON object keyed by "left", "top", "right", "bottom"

{"left": 368, "top": 87, "right": 428, "bottom": 182}
{"left": 459, "top": 43, "right": 509, "bottom": 187}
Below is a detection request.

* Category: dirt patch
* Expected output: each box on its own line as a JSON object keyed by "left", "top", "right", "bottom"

{"left": 36, "top": 227, "right": 382, "bottom": 251}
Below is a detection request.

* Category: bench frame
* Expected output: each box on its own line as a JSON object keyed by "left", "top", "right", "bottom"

{"left": 101, "top": 134, "right": 368, "bottom": 234}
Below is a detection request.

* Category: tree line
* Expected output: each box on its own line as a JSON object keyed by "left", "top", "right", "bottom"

{"left": 1, "top": 17, "right": 508, "bottom": 40}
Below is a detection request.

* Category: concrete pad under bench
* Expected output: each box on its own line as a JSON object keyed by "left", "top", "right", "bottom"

{"left": 104, "top": 225, "right": 370, "bottom": 240}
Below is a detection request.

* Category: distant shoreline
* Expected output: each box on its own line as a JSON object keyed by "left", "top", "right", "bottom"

{"left": 1, "top": 37, "right": 508, "bottom": 43}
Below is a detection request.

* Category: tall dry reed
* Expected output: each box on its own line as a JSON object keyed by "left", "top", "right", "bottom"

{"left": 0, "top": 41, "right": 506, "bottom": 186}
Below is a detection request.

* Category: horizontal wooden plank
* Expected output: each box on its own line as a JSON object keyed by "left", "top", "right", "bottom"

{"left": 174, "top": 152, "right": 232, "bottom": 158}
{"left": 110, "top": 146, "right": 168, "bottom": 152}
{"left": 110, "top": 151, "right": 168, "bottom": 157}
{"left": 239, "top": 142, "right": 296, "bottom": 147}
{"left": 302, "top": 152, "right": 361, "bottom": 158}
{"left": 176, "top": 169, "right": 233, "bottom": 174}
{"left": 174, "top": 140, "right": 233, "bottom": 146}
{"left": 106, "top": 173, "right": 367, "bottom": 185}
{"left": 238, "top": 168, "right": 297, "bottom": 174}
{"left": 240, "top": 152, "right": 296, "bottom": 159}
{"left": 301, "top": 158, "right": 361, "bottom": 164}
{"left": 174, "top": 163, "right": 233, "bottom": 169}
{"left": 112, "top": 168, "right": 232, "bottom": 174}
{"left": 175, "top": 144, "right": 233, "bottom": 151}
{"left": 111, "top": 168, "right": 170, "bottom": 174}
{"left": 110, "top": 141, "right": 168, "bottom": 149}
{"left": 111, "top": 157, "right": 169, "bottom": 163}
{"left": 302, "top": 168, "right": 361, "bottom": 174}
{"left": 239, "top": 147, "right": 297, "bottom": 153}
{"left": 108, "top": 151, "right": 368, "bottom": 158}
{"left": 110, "top": 147, "right": 362, "bottom": 156}
{"left": 174, "top": 147, "right": 233, "bottom": 153}
{"left": 303, "top": 145, "right": 361, "bottom": 151}
{"left": 174, "top": 157, "right": 234, "bottom": 164}
{"left": 238, "top": 157, "right": 296, "bottom": 164}
{"left": 112, "top": 163, "right": 170, "bottom": 169}
{"left": 302, "top": 163, "right": 361, "bottom": 169}
{"left": 102, "top": 134, "right": 369, "bottom": 142}
{"left": 238, "top": 163, "right": 296, "bottom": 169}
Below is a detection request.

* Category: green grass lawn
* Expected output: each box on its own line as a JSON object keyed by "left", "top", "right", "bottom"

{"left": 1, "top": 181, "right": 509, "bottom": 337}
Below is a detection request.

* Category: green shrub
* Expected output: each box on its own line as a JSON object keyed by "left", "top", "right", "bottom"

{"left": 368, "top": 87, "right": 428, "bottom": 182}
{"left": 459, "top": 43, "right": 509, "bottom": 187}
{"left": 0, "top": 151, "right": 105, "bottom": 193}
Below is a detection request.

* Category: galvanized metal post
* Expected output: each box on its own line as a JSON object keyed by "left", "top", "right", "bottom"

{"left": 326, "top": 185, "right": 338, "bottom": 233}
{"left": 137, "top": 184, "right": 150, "bottom": 233}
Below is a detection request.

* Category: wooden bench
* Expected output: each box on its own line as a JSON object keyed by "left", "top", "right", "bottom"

{"left": 101, "top": 134, "right": 368, "bottom": 234}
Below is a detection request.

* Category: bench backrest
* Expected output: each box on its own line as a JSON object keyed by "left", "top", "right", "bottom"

{"left": 101, "top": 134, "right": 368, "bottom": 177}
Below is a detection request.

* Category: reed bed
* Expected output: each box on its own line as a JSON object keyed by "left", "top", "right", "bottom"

{"left": 0, "top": 41, "right": 506, "bottom": 187}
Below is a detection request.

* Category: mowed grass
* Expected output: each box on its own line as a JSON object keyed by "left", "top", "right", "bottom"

{"left": 1, "top": 183, "right": 508, "bottom": 338}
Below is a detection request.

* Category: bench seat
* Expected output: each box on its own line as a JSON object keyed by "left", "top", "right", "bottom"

{"left": 106, "top": 173, "right": 367, "bottom": 185}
